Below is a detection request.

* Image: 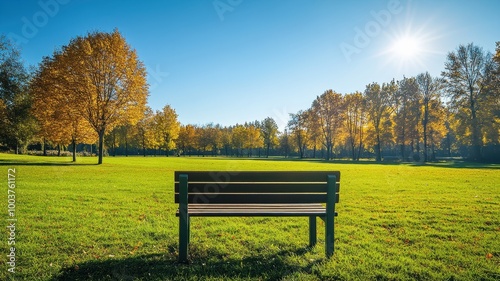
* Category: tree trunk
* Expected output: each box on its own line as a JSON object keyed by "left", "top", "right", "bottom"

{"left": 43, "top": 139, "right": 47, "bottom": 156}
{"left": 112, "top": 132, "right": 116, "bottom": 157}
{"left": 423, "top": 100, "right": 429, "bottom": 162}
{"left": 98, "top": 128, "right": 105, "bottom": 164}
{"left": 142, "top": 136, "right": 146, "bottom": 157}
{"left": 326, "top": 143, "right": 332, "bottom": 161}
{"left": 357, "top": 136, "right": 363, "bottom": 161}
{"left": 72, "top": 139, "right": 77, "bottom": 162}
{"left": 470, "top": 112, "right": 482, "bottom": 162}
{"left": 375, "top": 134, "right": 382, "bottom": 162}
{"left": 351, "top": 140, "right": 356, "bottom": 161}
{"left": 125, "top": 137, "right": 128, "bottom": 157}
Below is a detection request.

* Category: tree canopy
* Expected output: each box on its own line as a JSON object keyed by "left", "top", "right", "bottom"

{"left": 30, "top": 30, "right": 148, "bottom": 163}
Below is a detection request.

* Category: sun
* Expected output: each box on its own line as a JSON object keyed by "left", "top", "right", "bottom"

{"left": 391, "top": 36, "right": 422, "bottom": 59}
{"left": 375, "top": 26, "right": 438, "bottom": 75}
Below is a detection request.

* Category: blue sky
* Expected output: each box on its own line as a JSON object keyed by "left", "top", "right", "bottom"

{"left": 1, "top": 0, "right": 499, "bottom": 130}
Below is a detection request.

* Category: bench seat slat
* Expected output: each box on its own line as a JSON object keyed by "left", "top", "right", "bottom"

{"left": 187, "top": 203, "right": 325, "bottom": 209}
{"left": 175, "top": 203, "right": 338, "bottom": 217}
{"left": 174, "top": 183, "right": 340, "bottom": 193}
{"left": 175, "top": 193, "right": 340, "bottom": 204}
{"left": 175, "top": 171, "right": 341, "bottom": 183}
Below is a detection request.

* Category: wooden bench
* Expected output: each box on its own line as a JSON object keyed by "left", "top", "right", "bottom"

{"left": 174, "top": 171, "right": 341, "bottom": 263}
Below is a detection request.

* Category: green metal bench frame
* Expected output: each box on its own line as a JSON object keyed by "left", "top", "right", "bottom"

{"left": 175, "top": 171, "right": 340, "bottom": 263}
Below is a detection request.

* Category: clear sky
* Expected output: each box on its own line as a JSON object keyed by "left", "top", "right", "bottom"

{"left": 1, "top": 0, "right": 499, "bottom": 130}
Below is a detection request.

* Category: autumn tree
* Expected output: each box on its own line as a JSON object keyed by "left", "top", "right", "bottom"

{"left": 153, "top": 105, "right": 180, "bottom": 156}
{"left": 177, "top": 124, "right": 197, "bottom": 156}
{"left": 196, "top": 126, "right": 211, "bottom": 155}
{"left": 32, "top": 54, "right": 98, "bottom": 161}
{"left": 136, "top": 107, "right": 154, "bottom": 156}
{"left": 442, "top": 43, "right": 494, "bottom": 161}
{"left": 278, "top": 129, "right": 292, "bottom": 158}
{"left": 105, "top": 123, "right": 137, "bottom": 156}
{"left": 416, "top": 72, "right": 443, "bottom": 162}
{"left": 441, "top": 108, "right": 459, "bottom": 157}
{"left": 304, "top": 108, "right": 323, "bottom": 158}
{"left": 220, "top": 126, "right": 233, "bottom": 156}
{"left": 343, "top": 92, "right": 366, "bottom": 161}
{"left": 244, "top": 122, "right": 263, "bottom": 157}
{"left": 260, "top": 117, "right": 279, "bottom": 158}
{"left": 482, "top": 42, "right": 500, "bottom": 149}
{"left": 231, "top": 124, "right": 246, "bottom": 157}
{"left": 288, "top": 111, "right": 309, "bottom": 158}
{"left": 425, "top": 98, "right": 447, "bottom": 160}
{"left": 207, "top": 123, "right": 223, "bottom": 156}
{"left": 364, "top": 81, "right": 395, "bottom": 161}
{"left": 311, "top": 90, "right": 343, "bottom": 160}
{"left": 51, "top": 30, "right": 148, "bottom": 164}
{"left": 394, "top": 77, "right": 419, "bottom": 160}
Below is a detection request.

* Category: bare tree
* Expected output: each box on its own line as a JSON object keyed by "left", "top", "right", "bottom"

{"left": 442, "top": 43, "right": 494, "bottom": 161}
{"left": 394, "top": 77, "right": 419, "bottom": 161}
{"left": 416, "top": 72, "right": 443, "bottom": 162}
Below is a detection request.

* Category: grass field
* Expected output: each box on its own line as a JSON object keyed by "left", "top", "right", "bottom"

{"left": 0, "top": 153, "right": 499, "bottom": 281}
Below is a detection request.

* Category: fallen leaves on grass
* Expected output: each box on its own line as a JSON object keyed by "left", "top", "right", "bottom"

{"left": 130, "top": 241, "right": 143, "bottom": 254}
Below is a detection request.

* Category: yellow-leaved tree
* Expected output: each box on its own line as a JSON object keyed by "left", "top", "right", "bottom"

{"left": 31, "top": 55, "right": 97, "bottom": 161}
{"left": 152, "top": 105, "right": 180, "bottom": 156}
{"left": 343, "top": 92, "right": 366, "bottom": 161}
{"left": 53, "top": 29, "right": 148, "bottom": 164}
{"left": 311, "top": 90, "right": 344, "bottom": 160}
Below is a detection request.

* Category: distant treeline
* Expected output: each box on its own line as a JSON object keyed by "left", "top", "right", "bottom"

{"left": 1, "top": 31, "right": 499, "bottom": 163}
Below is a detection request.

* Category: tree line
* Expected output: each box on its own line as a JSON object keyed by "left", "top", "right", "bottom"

{"left": 0, "top": 30, "right": 499, "bottom": 163}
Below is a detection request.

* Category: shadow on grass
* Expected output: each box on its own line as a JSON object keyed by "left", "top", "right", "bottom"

{"left": 0, "top": 159, "right": 98, "bottom": 166}
{"left": 200, "top": 156, "right": 499, "bottom": 169}
{"left": 53, "top": 247, "right": 323, "bottom": 281}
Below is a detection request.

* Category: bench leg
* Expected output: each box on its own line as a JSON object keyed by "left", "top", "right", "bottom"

{"left": 188, "top": 215, "right": 190, "bottom": 245}
{"left": 326, "top": 175, "right": 336, "bottom": 258}
{"left": 179, "top": 214, "right": 189, "bottom": 263}
{"left": 325, "top": 214, "right": 334, "bottom": 257}
{"left": 309, "top": 216, "right": 317, "bottom": 247}
{"left": 179, "top": 174, "right": 189, "bottom": 263}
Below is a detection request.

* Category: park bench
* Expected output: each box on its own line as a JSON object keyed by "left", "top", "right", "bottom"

{"left": 175, "top": 171, "right": 341, "bottom": 263}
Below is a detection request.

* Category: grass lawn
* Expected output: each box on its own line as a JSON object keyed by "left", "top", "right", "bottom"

{"left": 0, "top": 153, "right": 499, "bottom": 280}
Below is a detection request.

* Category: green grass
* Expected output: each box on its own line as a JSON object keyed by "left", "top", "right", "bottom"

{"left": 0, "top": 153, "right": 499, "bottom": 280}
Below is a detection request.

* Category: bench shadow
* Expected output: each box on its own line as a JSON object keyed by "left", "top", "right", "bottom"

{"left": 52, "top": 247, "right": 324, "bottom": 281}
{"left": 0, "top": 159, "right": 98, "bottom": 166}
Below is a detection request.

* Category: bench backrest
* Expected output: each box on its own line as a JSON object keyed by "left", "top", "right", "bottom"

{"left": 174, "top": 171, "right": 340, "bottom": 204}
